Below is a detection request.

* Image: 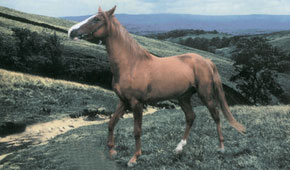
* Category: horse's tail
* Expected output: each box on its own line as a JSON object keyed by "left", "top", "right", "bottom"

{"left": 212, "top": 64, "right": 246, "bottom": 134}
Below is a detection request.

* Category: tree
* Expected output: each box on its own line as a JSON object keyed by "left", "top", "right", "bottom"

{"left": 230, "top": 37, "right": 283, "bottom": 105}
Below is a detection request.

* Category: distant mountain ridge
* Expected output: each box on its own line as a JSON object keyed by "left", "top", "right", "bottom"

{"left": 62, "top": 14, "right": 290, "bottom": 35}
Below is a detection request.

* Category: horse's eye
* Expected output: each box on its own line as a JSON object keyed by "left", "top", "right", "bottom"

{"left": 94, "top": 17, "right": 100, "bottom": 22}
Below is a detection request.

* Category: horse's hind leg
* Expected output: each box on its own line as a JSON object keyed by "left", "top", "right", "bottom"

{"left": 108, "top": 100, "right": 126, "bottom": 157}
{"left": 199, "top": 88, "right": 225, "bottom": 153}
{"left": 206, "top": 101, "right": 225, "bottom": 152}
{"left": 175, "top": 93, "right": 196, "bottom": 154}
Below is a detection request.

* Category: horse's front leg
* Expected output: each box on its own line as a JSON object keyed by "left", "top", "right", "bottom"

{"left": 128, "top": 99, "right": 143, "bottom": 167}
{"left": 108, "top": 100, "right": 125, "bottom": 158}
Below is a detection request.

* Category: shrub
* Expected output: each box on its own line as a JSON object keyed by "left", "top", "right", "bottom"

{"left": 146, "top": 29, "right": 219, "bottom": 40}
{"left": 179, "top": 37, "right": 231, "bottom": 53}
{"left": 1, "top": 28, "right": 65, "bottom": 77}
{"left": 40, "top": 32, "right": 64, "bottom": 76}
{"left": 0, "top": 33, "right": 19, "bottom": 68}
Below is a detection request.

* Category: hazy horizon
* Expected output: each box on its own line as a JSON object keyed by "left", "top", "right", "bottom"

{"left": 1, "top": 0, "right": 290, "bottom": 17}
{"left": 63, "top": 13, "right": 290, "bottom": 18}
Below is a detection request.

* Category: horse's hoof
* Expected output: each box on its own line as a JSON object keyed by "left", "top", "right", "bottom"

{"left": 109, "top": 149, "right": 117, "bottom": 159}
{"left": 127, "top": 161, "right": 137, "bottom": 167}
{"left": 217, "top": 148, "right": 225, "bottom": 154}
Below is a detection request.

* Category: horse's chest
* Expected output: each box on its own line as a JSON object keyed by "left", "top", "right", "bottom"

{"left": 112, "top": 76, "right": 149, "bottom": 101}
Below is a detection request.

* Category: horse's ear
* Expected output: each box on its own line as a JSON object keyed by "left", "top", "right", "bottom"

{"left": 98, "top": 6, "right": 103, "bottom": 13}
{"left": 107, "top": 5, "right": 116, "bottom": 16}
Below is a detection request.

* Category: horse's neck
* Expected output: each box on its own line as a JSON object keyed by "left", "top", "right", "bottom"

{"left": 105, "top": 19, "right": 150, "bottom": 78}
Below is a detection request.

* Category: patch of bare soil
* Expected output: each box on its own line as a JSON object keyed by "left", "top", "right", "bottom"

{"left": 0, "top": 107, "right": 158, "bottom": 163}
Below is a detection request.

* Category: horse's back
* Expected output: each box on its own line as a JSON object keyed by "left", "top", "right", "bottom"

{"left": 171, "top": 53, "right": 217, "bottom": 87}
{"left": 150, "top": 52, "right": 215, "bottom": 83}
{"left": 176, "top": 53, "right": 214, "bottom": 69}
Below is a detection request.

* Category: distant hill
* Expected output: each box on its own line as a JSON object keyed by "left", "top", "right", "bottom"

{"left": 261, "top": 30, "right": 290, "bottom": 53}
{"left": 63, "top": 14, "right": 290, "bottom": 35}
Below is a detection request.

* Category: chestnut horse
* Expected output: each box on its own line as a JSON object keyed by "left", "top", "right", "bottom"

{"left": 68, "top": 6, "right": 245, "bottom": 167}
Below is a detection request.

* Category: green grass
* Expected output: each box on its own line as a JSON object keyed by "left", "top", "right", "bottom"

{"left": 0, "top": 6, "right": 73, "bottom": 30}
{"left": 114, "top": 105, "right": 290, "bottom": 169}
{"left": 0, "top": 69, "right": 117, "bottom": 127}
{"left": 269, "top": 36, "right": 290, "bottom": 53}
{"left": 258, "top": 30, "right": 290, "bottom": 53}
{"left": 0, "top": 16, "right": 67, "bottom": 37}
{"left": 1, "top": 105, "right": 289, "bottom": 169}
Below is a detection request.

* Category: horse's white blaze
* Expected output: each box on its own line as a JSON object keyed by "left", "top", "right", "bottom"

{"left": 68, "top": 14, "right": 96, "bottom": 38}
{"left": 175, "top": 139, "right": 187, "bottom": 153}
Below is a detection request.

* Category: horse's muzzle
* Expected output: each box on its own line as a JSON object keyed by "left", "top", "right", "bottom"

{"left": 68, "top": 29, "right": 88, "bottom": 40}
{"left": 68, "top": 29, "right": 104, "bottom": 45}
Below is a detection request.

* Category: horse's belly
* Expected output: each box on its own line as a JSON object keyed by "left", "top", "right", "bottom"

{"left": 144, "top": 73, "right": 194, "bottom": 101}
{"left": 115, "top": 57, "right": 196, "bottom": 102}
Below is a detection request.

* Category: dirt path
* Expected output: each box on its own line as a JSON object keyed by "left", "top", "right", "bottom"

{"left": 0, "top": 107, "right": 157, "bottom": 162}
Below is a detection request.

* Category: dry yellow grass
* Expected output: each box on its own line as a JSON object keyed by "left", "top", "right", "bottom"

{"left": 0, "top": 69, "right": 112, "bottom": 93}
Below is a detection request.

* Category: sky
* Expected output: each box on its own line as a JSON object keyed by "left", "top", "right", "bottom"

{"left": 0, "top": 0, "right": 290, "bottom": 17}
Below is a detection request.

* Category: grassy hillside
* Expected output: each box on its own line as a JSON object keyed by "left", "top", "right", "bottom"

{"left": 263, "top": 30, "right": 290, "bottom": 53}
{"left": 243, "top": 29, "right": 290, "bottom": 53}
{"left": 0, "top": 6, "right": 72, "bottom": 30}
{"left": 1, "top": 104, "right": 289, "bottom": 169}
{"left": 0, "top": 69, "right": 117, "bottom": 136}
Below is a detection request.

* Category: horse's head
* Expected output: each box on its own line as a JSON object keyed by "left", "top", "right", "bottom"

{"left": 68, "top": 6, "right": 116, "bottom": 42}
